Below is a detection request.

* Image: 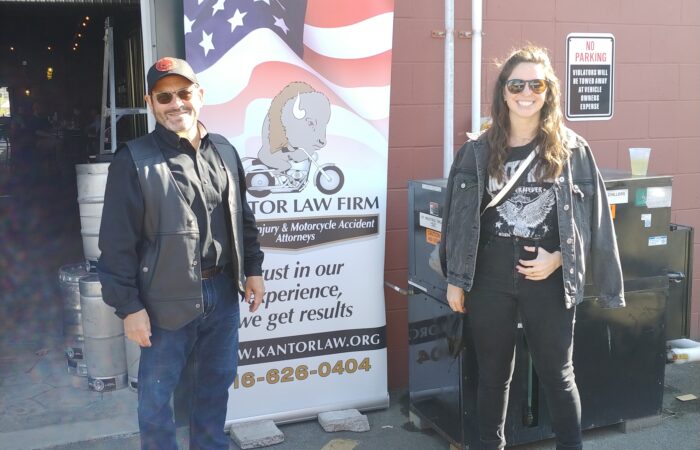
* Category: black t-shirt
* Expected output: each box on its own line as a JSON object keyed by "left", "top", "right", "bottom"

{"left": 481, "top": 141, "right": 559, "bottom": 240}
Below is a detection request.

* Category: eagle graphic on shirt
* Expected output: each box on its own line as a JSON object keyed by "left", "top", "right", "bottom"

{"left": 488, "top": 158, "right": 556, "bottom": 238}
{"left": 496, "top": 188, "right": 555, "bottom": 237}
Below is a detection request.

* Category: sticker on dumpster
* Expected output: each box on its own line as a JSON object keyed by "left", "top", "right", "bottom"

{"left": 635, "top": 188, "right": 647, "bottom": 206}
{"left": 426, "top": 229, "right": 441, "bottom": 245}
{"left": 429, "top": 201, "right": 441, "bottom": 216}
{"left": 607, "top": 189, "right": 628, "bottom": 204}
{"left": 422, "top": 183, "right": 442, "bottom": 192}
{"left": 648, "top": 235, "right": 668, "bottom": 246}
{"left": 641, "top": 214, "right": 652, "bottom": 228}
{"left": 645, "top": 186, "right": 673, "bottom": 208}
{"left": 419, "top": 212, "right": 442, "bottom": 232}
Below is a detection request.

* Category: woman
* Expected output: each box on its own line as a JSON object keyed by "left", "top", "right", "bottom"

{"left": 439, "top": 46, "right": 624, "bottom": 450}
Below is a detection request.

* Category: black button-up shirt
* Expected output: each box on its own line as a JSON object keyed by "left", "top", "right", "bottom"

{"left": 152, "top": 123, "right": 232, "bottom": 269}
{"left": 98, "top": 123, "right": 235, "bottom": 317}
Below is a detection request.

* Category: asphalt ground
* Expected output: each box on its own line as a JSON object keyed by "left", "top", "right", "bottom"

{"left": 1, "top": 364, "right": 697, "bottom": 450}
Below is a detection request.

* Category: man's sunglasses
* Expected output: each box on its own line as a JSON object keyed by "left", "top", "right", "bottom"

{"left": 505, "top": 79, "right": 548, "bottom": 94}
{"left": 152, "top": 86, "right": 198, "bottom": 105}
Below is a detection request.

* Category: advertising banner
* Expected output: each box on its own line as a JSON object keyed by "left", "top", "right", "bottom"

{"left": 183, "top": 0, "right": 393, "bottom": 423}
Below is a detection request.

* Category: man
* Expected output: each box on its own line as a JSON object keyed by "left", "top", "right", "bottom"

{"left": 97, "top": 57, "right": 265, "bottom": 450}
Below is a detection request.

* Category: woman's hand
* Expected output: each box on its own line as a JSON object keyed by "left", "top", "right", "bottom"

{"left": 517, "top": 246, "right": 562, "bottom": 281}
{"left": 447, "top": 283, "right": 466, "bottom": 313}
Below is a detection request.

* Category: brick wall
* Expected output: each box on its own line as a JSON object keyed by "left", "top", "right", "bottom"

{"left": 385, "top": 0, "right": 700, "bottom": 388}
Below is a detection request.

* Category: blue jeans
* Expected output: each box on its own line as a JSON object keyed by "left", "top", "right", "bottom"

{"left": 138, "top": 271, "right": 240, "bottom": 450}
{"left": 469, "top": 235, "right": 582, "bottom": 450}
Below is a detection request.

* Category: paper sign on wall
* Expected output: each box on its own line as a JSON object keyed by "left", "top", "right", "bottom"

{"left": 566, "top": 33, "right": 615, "bottom": 121}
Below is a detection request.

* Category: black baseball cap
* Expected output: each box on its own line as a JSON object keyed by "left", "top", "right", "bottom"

{"left": 146, "top": 57, "right": 198, "bottom": 94}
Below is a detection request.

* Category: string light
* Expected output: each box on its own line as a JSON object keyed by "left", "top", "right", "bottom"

{"left": 9, "top": 46, "right": 15, "bottom": 51}
{"left": 71, "top": 15, "right": 90, "bottom": 51}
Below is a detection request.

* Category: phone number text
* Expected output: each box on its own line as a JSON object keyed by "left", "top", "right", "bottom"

{"left": 233, "top": 357, "right": 372, "bottom": 389}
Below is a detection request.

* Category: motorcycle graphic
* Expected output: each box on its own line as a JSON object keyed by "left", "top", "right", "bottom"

{"left": 242, "top": 147, "right": 344, "bottom": 198}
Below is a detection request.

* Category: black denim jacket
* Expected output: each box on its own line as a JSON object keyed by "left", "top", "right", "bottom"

{"left": 439, "top": 128, "right": 625, "bottom": 309}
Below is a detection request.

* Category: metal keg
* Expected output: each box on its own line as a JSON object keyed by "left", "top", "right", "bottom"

{"left": 58, "top": 263, "right": 89, "bottom": 377}
{"left": 124, "top": 336, "right": 140, "bottom": 391}
{"left": 76, "top": 163, "right": 109, "bottom": 267}
{"left": 79, "top": 275, "right": 127, "bottom": 392}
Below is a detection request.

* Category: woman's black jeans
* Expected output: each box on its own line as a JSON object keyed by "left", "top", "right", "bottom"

{"left": 467, "top": 235, "right": 582, "bottom": 450}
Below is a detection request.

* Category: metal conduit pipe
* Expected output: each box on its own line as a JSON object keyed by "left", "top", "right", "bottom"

{"left": 471, "top": 0, "right": 483, "bottom": 135}
{"left": 443, "top": 0, "right": 483, "bottom": 173}
{"left": 443, "top": 0, "right": 455, "bottom": 177}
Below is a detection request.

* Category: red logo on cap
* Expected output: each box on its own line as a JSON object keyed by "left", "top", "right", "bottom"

{"left": 155, "top": 58, "right": 176, "bottom": 72}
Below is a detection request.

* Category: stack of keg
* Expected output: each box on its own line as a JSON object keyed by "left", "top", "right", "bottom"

{"left": 58, "top": 263, "right": 89, "bottom": 377}
{"left": 76, "top": 162, "right": 108, "bottom": 271}
{"left": 56, "top": 162, "right": 140, "bottom": 392}
{"left": 79, "top": 275, "right": 128, "bottom": 391}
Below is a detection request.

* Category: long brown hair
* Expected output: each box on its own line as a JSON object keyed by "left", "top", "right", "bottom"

{"left": 484, "top": 46, "right": 568, "bottom": 182}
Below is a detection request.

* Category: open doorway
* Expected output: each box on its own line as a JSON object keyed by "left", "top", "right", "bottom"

{"left": 0, "top": 1, "right": 144, "bottom": 437}
{"left": 0, "top": 2, "right": 145, "bottom": 189}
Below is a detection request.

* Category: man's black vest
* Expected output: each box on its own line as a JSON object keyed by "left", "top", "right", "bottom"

{"left": 126, "top": 133, "right": 247, "bottom": 330}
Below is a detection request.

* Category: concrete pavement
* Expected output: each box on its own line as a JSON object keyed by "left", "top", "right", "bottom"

{"left": 0, "top": 360, "right": 697, "bottom": 449}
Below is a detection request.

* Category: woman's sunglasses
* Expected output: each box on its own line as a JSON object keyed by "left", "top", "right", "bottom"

{"left": 505, "top": 79, "right": 548, "bottom": 94}
{"left": 153, "top": 86, "right": 198, "bottom": 105}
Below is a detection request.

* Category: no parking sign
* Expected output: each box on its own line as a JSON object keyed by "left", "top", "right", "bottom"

{"left": 566, "top": 33, "right": 615, "bottom": 121}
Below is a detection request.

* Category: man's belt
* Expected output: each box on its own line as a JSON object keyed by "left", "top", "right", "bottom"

{"left": 201, "top": 266, "right": 223, "bottom": 279}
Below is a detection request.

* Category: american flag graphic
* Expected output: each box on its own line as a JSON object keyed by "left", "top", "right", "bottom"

{"left": 183, "top": 0, "right": 394, "bottom": 148}
{"left": 182, "top": 1, "right": 393, "bottom": 422}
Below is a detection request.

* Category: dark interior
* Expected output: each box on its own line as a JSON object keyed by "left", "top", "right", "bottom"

{"left": 0, "top": 1, "right": 142, "bottom": 349}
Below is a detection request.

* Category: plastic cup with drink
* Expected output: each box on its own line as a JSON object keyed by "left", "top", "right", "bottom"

{"left": 629, "top": 147, "right": 651, "bottom": 176}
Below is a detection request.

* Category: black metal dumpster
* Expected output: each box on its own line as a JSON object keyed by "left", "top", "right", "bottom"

{"left": 407, "top": 171, "right": 674, "bottom": 448}
{"left": 666, "top": 224, "right": 694, "bottom": 340}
